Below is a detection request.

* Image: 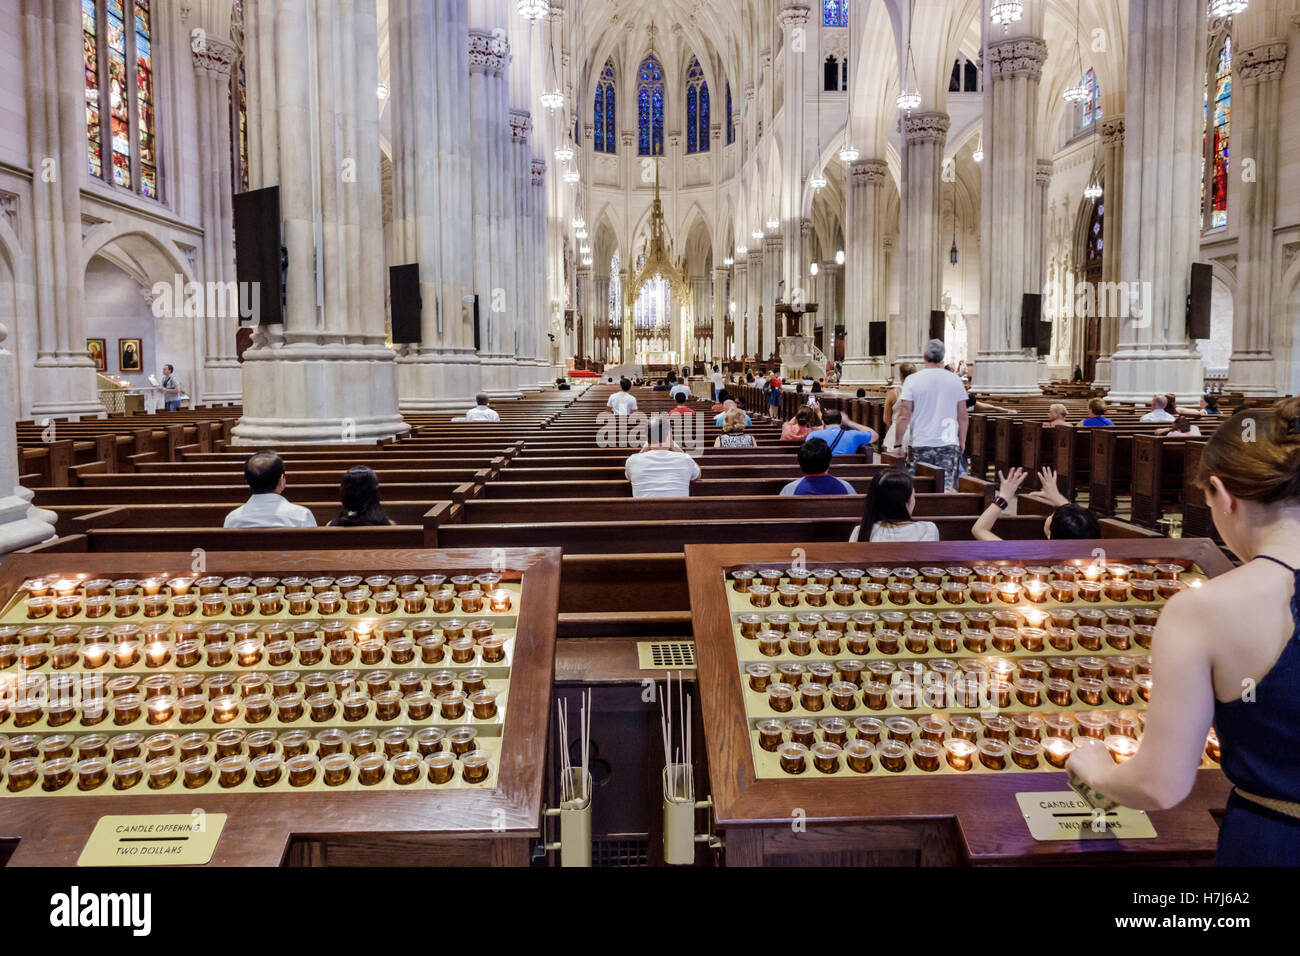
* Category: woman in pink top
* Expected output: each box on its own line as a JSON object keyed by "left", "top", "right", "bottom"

{"left": 780, "top": 406, "right": 821, "bottom": 442}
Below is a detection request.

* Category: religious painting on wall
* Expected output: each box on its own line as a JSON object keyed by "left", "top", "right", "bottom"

{"left": 118, "top": 337, "right": 142, "bottom": 373}
{"left": 86, "top": 338, "right": 107, "bottom": 372}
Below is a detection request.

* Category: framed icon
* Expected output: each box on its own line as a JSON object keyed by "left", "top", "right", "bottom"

{"left": 118, "top": 338, "right": 143, "bottom": 373}
{"left": 86, "top": 338, "right": 107, "bottom": 372}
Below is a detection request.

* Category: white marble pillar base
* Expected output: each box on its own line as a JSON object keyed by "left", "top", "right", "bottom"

{"left": 233, "top": 345, "right": 407, "bottom": 445}
{"left": 28, "top": 359, "right": 105, "bottom": 420}
{"left": 839, "top": 357, "right": 890, "bottom": 386}
{"left": 1092, "top": 356, "right": 1113, "bottom": 390}
{"left": 202, "top": 359, "right": 243, "bottom": 405}
{"left": 397, "top": 349, "right": 483, "bottom": 412}
{"left": 1226, "top": 351, "right": 1277, "bottom": 397}
{"left": 0, "top": 488, "right": 56, "bottom": 556}
{"left": 973, "top": 352, "right": 1042, "bottom": 396}
{"left": 479, "top": 354, "right": 523, "bottom": 401}
{"left": 1107, "top": 348, "right": 1205, "bottom": 405}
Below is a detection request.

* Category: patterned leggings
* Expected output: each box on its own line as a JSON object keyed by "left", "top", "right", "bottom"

{"left": 907, "top": 445, "right": 961, "bottom": 493}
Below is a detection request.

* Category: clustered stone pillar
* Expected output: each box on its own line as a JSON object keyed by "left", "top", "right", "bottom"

{"left": 531, "top": 159, "right": 552, "bottom": 384}
{"left": 1035, "top": 159, "right": 1053, "bottom": 384}
{"left": 746, "top": 250, "right": 763, "bottom": 359}
{"left": 732, "top": 258, "right": 748, "bottom": 358}
{"left": 762, "top": 236, "right": 783, "bottom": 359}
{"left": 1092, "top": 116, "right": 1126, "bottom": 389}
{"left": 20, "top": 0, "right": 102, "bottom": 419}
{"left": 191, "top": 35, "right": 242, "bottom": 405}
{"left": 898, "top": 112, "right": 950, "bottom": 368}
{"left": 0, "top": 322, "right": 55, "bottom": 555}
{"left": 841, "top": 158, "right": 889, "bottom": 384}
{"left": 510, "top": 109, "right": 536, "bottom": 392}
{"left": 1107, "top": 0, "right": 1207, "bottom": 404}
{"left": 819, "top": 262, "right": 840, "bottom": 364}
{"left": 235, "top": 0, "right": 404, "bottom": 444}
{"left": 779, "top": 3, "right": 810, "bottom": 290}
{"left": 1228, "top": 39, "right": 1288, "bottom": 395}
{"left": 591, "top": 271, "right": 609, "bottom": 363}
{"left": 577, "top": 266, "right": 594, "bottom": 364}
{"left": 974, "top": 35, "right": 1047, "bottom": 396}
{"left": 712, "top": 267, "right": 729, "bottom": 360}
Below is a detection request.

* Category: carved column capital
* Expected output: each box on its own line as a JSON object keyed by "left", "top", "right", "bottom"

{"left": 848, "top": 158, "right": 888, "bottom": 187}
{"left": 192, "top": 36, "right": 238, "bottom": 76}
{"left": 901, "top": 111, "right": 950, "bottom": 145}
{"left": 984, "top": 36, "right": 1048, "bottom": 80}
{"left": 469, "top": 29, "right": 510, "bottom": 76}
{"left": 1239, "top": 40, "right": 1288, "bottom": 84}
{"left": 1099, "top": 116, "right": 1126, "bottom": 147}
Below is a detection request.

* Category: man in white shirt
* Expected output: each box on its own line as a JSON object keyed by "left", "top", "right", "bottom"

{"left": 624, "top": 415, "right": 702, "bottom": 498}
{"left": 1139, "top": 394, "right": 1176, "bottom": 424}
{"left": 710, "top": 365, "right": 724, "bottom": 400}
{"left": 223, "top": 452, "right": 318, "bottom": 528}
{"left": 669, "top": 379, "right": 691, "bottom": 401}
{"left": 607, "top": 378, "right": 638, "bottom": 415}
{"left": 891, "top": 339, "right": 969, "bottom": 492}
{"left": 464, "top": 393, "right": 501, "bottom": 422}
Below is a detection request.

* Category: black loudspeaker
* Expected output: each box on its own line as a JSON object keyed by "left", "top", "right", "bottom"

{"left": 389, "top": 264, "right": 422, "bottom": 344}
{"left": 929, "top": 310, "right": 946, "bottom": 343}
{"left": 1187, "top": 262, "right": 1212, "bottom": 340}
{"left": 868, "top": 321, "right": 887, "bottom": 356}
{"left": 1037, "top": 320, "right": 1052, "bottom": 356}
{"left": 471, "top": 295, "right": 482, "bottom": 352}
{"left": 232, "top": 186, "right": 283, "bottom": 326}
{"left": 1020, "top": 293, "right": 1042, "bottom": 347}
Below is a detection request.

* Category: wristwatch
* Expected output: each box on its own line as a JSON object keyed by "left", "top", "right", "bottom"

{"left": 993, "top": 496, "right": 1009, "bottom": 510}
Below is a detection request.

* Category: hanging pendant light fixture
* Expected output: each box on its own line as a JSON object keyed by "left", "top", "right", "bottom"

{"left": 809, "top": 173, "right": 827, "bottom": 190}
{"left": 562, "top": 167, "right": 580, "bottom": 184}
{"left": 1208, "top": 0, "right": 1248, "bottom": 17}
{"left": 839, "top": 9, "right": 859, "bottom": 164}
{"left": 765, "top": 218, "right": 780, "bottom": 232}
{"left": 809, "top": 57, "right": 827, "bottom": 191}
{"left": 897, "top": 0, "right": 922, "bottom": 112}
{"left": 1062, "top": 1, "right": 1088, "bottom": 103}
{"left": 972, "top": 134, "right": 984, "bottom": 163}
{"left": 517, "top": 0, "right": 549, "bottom": 22}
{"left": 736, "top": 244, "right": 748, "bottom": 256}
{"left": 554, "top": 143, "right": 575, "bottom": 163}
{"left": 990, "top": 2, "right": 1023, "bottom": 27}
{"left": 1083, "top": 180, "right": 1103, "bottom": 201}
{"left": 948, "top": 176, "right": 958, "bottom": 266}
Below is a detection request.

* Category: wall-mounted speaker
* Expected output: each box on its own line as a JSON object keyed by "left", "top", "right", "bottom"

{"left": 929, "top": 310, "right": 946, "bottom": 343}
{"left": 1187, "top": 262, "right": 1212, "bottom": 340}
{"left": 389, "top": 264, "right": 422, "bottom": 344}
{"left": 868, "top": 321, "right": 887, "bottom": 356}
{"left": 232, "top": 186, "right": 283, "bottom": 326}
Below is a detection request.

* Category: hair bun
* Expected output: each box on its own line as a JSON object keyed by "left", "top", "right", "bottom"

{"left": 1276, "top": 397, "right": 1300, "bottom": 438}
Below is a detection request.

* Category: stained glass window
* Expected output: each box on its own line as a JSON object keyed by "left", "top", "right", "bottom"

{"left": 1209, "top": 37, "right": 1231, "bottom": 229}
{"left": 726, "top": 82, "right": 735, "bottom": 145}
{"left": 637, "top": 54, "right": 665, "bottom": 157}
{"left": 82, "top": 0, "right": 102, "bottom": 177}
{"left": 686, "top": 57, "right": 709, "bottom": 154}
{"left": 1080, "top": 69, "right": 1101, "bottom": 129}
{"left": 1086, "top": 201, "right": 1104, "bottom": 264}
{"left": 823, "top": 0, "right": 849, "bottom": 28}
{"left": 83, "top": 0, "right": 159, "bottom": 198}
{"left": 594, "top": 59, "right": 616, "bottom": 154}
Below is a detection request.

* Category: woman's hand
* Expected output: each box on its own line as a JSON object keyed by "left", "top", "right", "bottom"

{"left": 1066, "top": 737, "right": 1115, "bottom": 790}
{"left": 996, "top": 467, "right": 1028, "bottom": 501}
{"left": 1029, "top": 466, "right": 1069, "bottom": 507}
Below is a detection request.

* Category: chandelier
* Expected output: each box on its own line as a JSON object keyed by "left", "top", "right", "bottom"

{"left": 1208, "top": 0, "right": 1247, "bottom": 16}
{"left": 752, "top": 230, "right": 764, "bottom": 241}
{"left": 765, "top": 218, "right": 780, "bottom": 232}
{"left": 972, "top": 135, "right": 984, "bottom": 163}
{"left": 572, "top": 217, "right": 585, "bottom": 230}
{"left": 575, "top": 226, "right": 588, "bottom": 239}
{"left": 736, "top": 245, "right": 748, "bottom": 256}
{"left": 1063, "top": 78, "right": 1089, "bottom": 103}
{"left": 896, "top": 89, "right": 921, "bottom": 112}
{"left": 580, "top": 244, "right": 592, "bottom": 255}
{"left": 723, "top": 256, "right": 734, "bottom": 266}
{"left": 838, "top": 144, "right": 860, "bottom": 164}
{"left": 808, "top": 172, "right": 827, "bottom": 190}
{"left": 1083, "top": 181, "right": 1103, "bottom": 200}
{"left": 554, "top": 144, "right": 574, "bottom": 163}
{"left": 376, "top": 83, "right": 388, "bottom": 100}
{"left": 990, "top": 1, "right": 1023, "bottom": 25}
{"left": 562, "top": 168, "right": 580, "bottom": 184}
{"left": 540, "top": 89, "right": 564, "bottom": 112}
{"left": 516, "top": 0, "right": 549, "bottom": 22}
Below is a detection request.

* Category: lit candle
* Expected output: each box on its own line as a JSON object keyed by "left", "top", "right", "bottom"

{"left": 489, "top": 589, "right": 512, "bottom": 613}
{"left": 54, "top": 579, "right": 81, "bottom": 598}
{"left": 1023, "top": 581, "right": 1048, "bottom": 604}
{"left": 1205, "top": 729, "right": 1221, "bottom": 762}
{"left": 1042, "top": 737, "right": 1076, "bottom": 768}
{"left": 212, "top": 695, "right": 240, "bottom": 724}
{"left": 147, "top": 695, "right": 176, "bottom": 725}
{"left": 1104, "top": 735, "right": 1139, "bottom": 764}
{"left": 144, "top": 641, "right": 171, "bottom": 668}
{"left": 944, "top": 738, "right": 977, "bottom": 772}
{"left": 1081, "top": 563, "right": 1105, "bottom": 583}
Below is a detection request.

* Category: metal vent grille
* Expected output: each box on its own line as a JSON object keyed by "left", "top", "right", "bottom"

{"left": 637, "top": 640, "right": 696, "bottom": 669}
{"left": 592, "top": 836, "right": 650, "bottom": 867}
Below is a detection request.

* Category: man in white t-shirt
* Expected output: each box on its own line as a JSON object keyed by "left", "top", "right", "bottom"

{"left": 607, "top": 378, "right": 638, "bottom": 415}
{"left": 670, "top": 379, "right": 691, "bottom": 401}
{"left": 624, "top": 415, "right": 701, "bottom": 498}
{"left": 710, "top": 365, "right": 724, "bottom": 400}
{"left": 223, "top": 452, "right": 318, "bottom": 528}
{"left": 891, "top": 339, "right": 969, "bottom": 492}
{"left": 1139, "top": 394, "right": 1176, "bottom": 424}
{"left": 464, "top": 393, "right": 501, "bottom": 422}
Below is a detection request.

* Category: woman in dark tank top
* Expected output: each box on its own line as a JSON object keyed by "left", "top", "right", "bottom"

{"left": 1068, "top": 398, "right": 1300, "bottom": 865}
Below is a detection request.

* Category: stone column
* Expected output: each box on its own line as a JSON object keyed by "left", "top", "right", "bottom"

{"left": 1228, "top": 40, "right": 1288, "bottom": 395}
{"left": 974, "top": 35, "right": 1047, "bottom": 395}
{"left": 577, "top": 266, "right": 594, "bottom": 362}
{"left": 898, "top": 112, "right": 950, "bottom": 367}
{"left": 0, "top": 322, "right": 55, "bottom": 555}
{"left": 20, "top": 0, "right": 102, "bottom": 418}
{"left": 191, "top": 37, "right": 241, "bottom": 404}
{"left": 779, "top": 4, "right": 810, "bottom": 288}
{"left": 762, "top": 235, "right": 783, "bottom": 360}
{"left": 712, "top": 268, "right": 729, "bottom": 361}
{"left": 234, "top": 0, "right": 404, "bottom": 444}
{"left": 842, "top": 158, "right": 889, "bottom": 384}
{"left": 1107, "top": 0, "right": 1207, "bottom": 404}
{"left": 534, "top": 160, "right": 555, "bottom": 385}
{"left": 819, "top": 262, "right": 840, "bottom": 364}
{"left": 1092, "top": 115, "right": 1126, "bottom": 388}
{"left": 1035, "top": 158, "right": 1053, "bottom": 385}
{"left": 510, "top": 109, "right": 537, "bottom": 391}
{"left": 746, "top": 250, "right": 763, "bottom": 359}
{"left": 732, "top": 259, "right": 749, "bottom": 358}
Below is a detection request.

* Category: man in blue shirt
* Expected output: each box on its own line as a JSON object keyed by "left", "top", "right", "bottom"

{"left": 805, "top": 409, "right": 875, "bottom": 455}
{"left": 713, "top": 400, "right": 752, "bottom": 427}
{"left": 1081, "top": 398, "right": 1114, "bottom": 427}
{"left": 780, "top": 439, "right": 857, "bottom": 495}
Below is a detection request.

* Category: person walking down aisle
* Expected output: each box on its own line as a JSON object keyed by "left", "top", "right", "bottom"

{"left": 890, "top": 339, "right": 968, "bottom": 492}
{"left": 1068, "top": 398, "right": 1300, "bottom": 866}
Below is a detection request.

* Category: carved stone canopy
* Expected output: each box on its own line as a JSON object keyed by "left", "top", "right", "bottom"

{"left": 628, "top": 161, "right": 691, "bottom": 306}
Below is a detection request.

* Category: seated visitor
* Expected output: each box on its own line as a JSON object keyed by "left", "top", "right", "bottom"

{"left": 856, "top": 388, "right": 868, "bottom": 399}
{"left": 781, "top": 406, "right": 820, "bottom": 442}
{"left": 465, "top": 393, "right": 500, "bottom": 422}
{"left": 1158, "top": 415, "right": 1202, "bottom": 437}
{"left": 971, "top": 466, "right": 1101, "bottom": 541}
{"left": 1066, "top": 397, "right": 1300, "bottom": 865}
{"left": 669, "top": 379, "right": 691, "bottom": 401}
{"left": 607, "top": 378, "right": 638, "bottom": 415}
{"left": 1200, "top": 394, "right": 1222, "bottom": 415}
{"left": 556, "top": 377, "right": 571, "bottom": 391}
{"left": 624, "top": 414, "right": 702, "bottom": 498}
{"left": 1082, "top": 397, "right": 1114, "bottom": 427}
{"left": 849, "top": 471, "right": 939, "bottom": 542}
{"left": 780, "top": 439, "right": 855, "bottom": 496}
{"left": 714, "top": 400, "right": 752, "bottom": 427}
{"left": 715, "top": 408, "right": 757, "bottom": 448}
{"left": 669, "top": 392, "right": 694, "bottom": 415}
{"left": 1140, "top": 393, "right": 1176, "bottom": 424}
{"left": 329, "top": 466, "right": 395, "bottom": 526}
{"left": 807, "top": 409, "right": 875, "bottom": 455}
{"left": 224, "top": 451, "right": 318, "bottom": 529}
{"left": 1046, "top": 403, "right": 1072, "bottom": 428}
{"left": 710, "top": 390, "right": 729, "bottom": 413}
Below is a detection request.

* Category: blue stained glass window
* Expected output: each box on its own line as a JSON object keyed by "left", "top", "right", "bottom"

{"left": 823, "top": 0, "right": 848, "bottom": 28}
{"left": 595, "top": 59, "right": 616, "bottom": 154}
{"left": 686, "top": 56, "right": 709, "bottom": 154}
{"left": 637, "top": 54, "right": 664, "bottom": 157}
{"left": 726, "top": 82, "right": 734, "bottom": 145}
{"left": 1080, "top": 69, "right": 1102, "bottom": 130}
